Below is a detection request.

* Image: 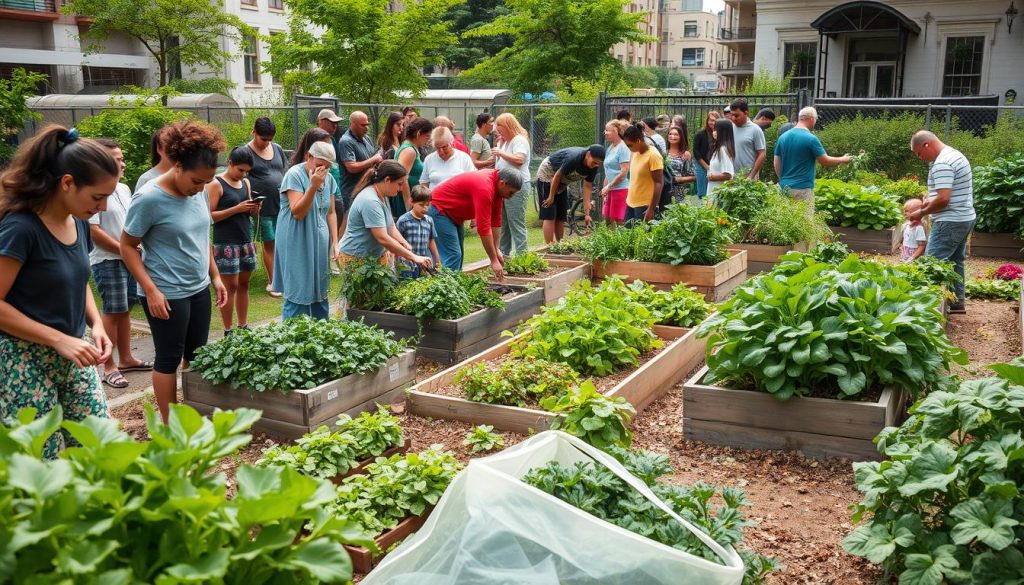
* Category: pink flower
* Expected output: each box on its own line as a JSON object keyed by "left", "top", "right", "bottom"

{"left": 994, "top": 264, "right": 1024, "bottom": 281}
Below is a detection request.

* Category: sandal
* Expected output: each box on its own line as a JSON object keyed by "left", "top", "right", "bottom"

{"left": 266, "top": 284, "right": 282, "bottom": 298}
{"left": 119, "top": 360, "right": 153, "bottom": 373}
{"left": 102, "top": 371, "right": 129, "bottom": 389}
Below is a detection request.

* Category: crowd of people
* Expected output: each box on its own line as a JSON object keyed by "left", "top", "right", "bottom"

{"left": 0, "top": 97, "right": 976, "bottom": 456}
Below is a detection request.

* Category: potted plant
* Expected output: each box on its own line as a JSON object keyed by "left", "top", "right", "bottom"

{"left": 814, "top": 178, "right": 903, "bottom": 253}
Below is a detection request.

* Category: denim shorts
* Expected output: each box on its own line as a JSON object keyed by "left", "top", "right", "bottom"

{"left": 91, "top": 259, "right": 138, "bottom": 314}
{"left": 213, "top": 242, "right": 258, "bottom": 275}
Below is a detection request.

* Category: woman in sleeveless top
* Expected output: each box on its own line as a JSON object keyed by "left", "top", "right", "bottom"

{"left": 394, "top": 117, "right": 434, "bottom": 219}
{"left": 208, "top": 147, "right": 259, "bottom": 335}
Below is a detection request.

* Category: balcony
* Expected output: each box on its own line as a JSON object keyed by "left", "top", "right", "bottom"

{"left": 0, "top": 0, "right": 59, "bottom": 20}
{"left": 719, "top": 27, "right": 755, "bottom": 43}
{"left": 717, "top": 60, "right": 754, "bottom": 75}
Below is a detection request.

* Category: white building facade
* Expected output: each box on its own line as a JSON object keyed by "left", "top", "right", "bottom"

{"left": 660, "top": 0, "right": 733, "bottom": 91}
{"left": 753, "top": 0, "right": 1024, "bottom": 101}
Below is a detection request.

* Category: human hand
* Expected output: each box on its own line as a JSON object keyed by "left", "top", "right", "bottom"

{"left": 237, "top": 200, "right": 260, "bottom": 215}
{"left": 490, "top": 259, "right": 504, "bottom": 281}
{"left": 213, "top": 279, "right": 228, "bottom": 309}
{"left": 92, "top": 325, "right": 113, "bottom": 364}
{"left": 54, "top": 335, "right": 102, "bottom": 368}
{"left": 584, "top": 214, "right": 593, "bottom": 225}
{"left": 146, "top": 289, "right": 171, "bottom": 320}
{"left": 600, "top": 185, "right": 610, "bottom": 197}
{"left": 683, "top": 151, "right": 692, "bottom": 161}
{"left": 371, "top": 152, "right": 384, "bottom": 164}
{"left": 415, "top": 255, "right": 433, "bottom": 271}
{"left": 310, "top": 166, "right": 328, "bottom": 189}
{"left": 542, "top": 196, "right": 555, "bottom": 208}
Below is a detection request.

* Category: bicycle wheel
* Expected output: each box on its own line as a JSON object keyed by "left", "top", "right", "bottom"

{"left": 567, "top": 198, "right": 593, "bottom": 236}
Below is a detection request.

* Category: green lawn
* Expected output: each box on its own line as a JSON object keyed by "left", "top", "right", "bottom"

{"left": 95, "top": 205, "right": 546, "bottom": 333}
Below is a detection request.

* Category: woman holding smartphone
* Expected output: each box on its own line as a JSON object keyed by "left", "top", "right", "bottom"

{"left": 208, "top": 147, "right": 258, "bottom": 336}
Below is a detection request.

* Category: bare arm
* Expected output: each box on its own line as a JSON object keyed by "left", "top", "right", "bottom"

{"left": 773, "top": 155, "right": 782, "bottom": 178}
{"left": 89, "top": 224, "right": 121, "bottom": 254}
{"left": 816, "top": 153, "right": 852, "bottom": 168}
{"left": 583, "top": 180, "right": 594, "bottom": 223}
{"left": 369, "top": 227, "right": 425, "bottom": 264}
{"left": 342, "top": 153, "right": 383, "bottom": 175}
{"left": 919, "top": 189, "right": 952, "bottom": 216}
{"left": 748, "top": 149, "right": 766, "bottom": 179}
{"left": 480, "top": 231, "right": 504, "bottom": 281}
{"left": 493, "top": 148, "right": 526, "bottom": 167}
{"left": 209, "top": 179, "right": 258, "bottom": 223}
{"left": 604, "top": 162, "right": 629, "bottom": 192}
{"left": 643, "top": 171, "right": 663, "bottom": 222}
{"left": 327, "top": 196, "right": 339, "bottom": 257}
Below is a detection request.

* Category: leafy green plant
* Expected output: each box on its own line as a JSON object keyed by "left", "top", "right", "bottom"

{"left": 624, "top": 280, "right": 712, "bottom": 328}
{"left": 698, "top": 256, "right": 967, "bottom": 401}
{"left": 965, "top": 277, "right": 1020, "bottom": 301}
{"left": 0, "top": 68, "right": 47, "bottom": 166}
{"left": 330, "top": 446, "right": 463, "bottom": 538}
{"left": 191, "top": 315, "right": 407, "bottom": 392}
{"left": 512, "top": 277, "right": 660, "bottom": 376}
{"left": 843, "top": 359, "right": 1024, "bottom": 585}
{"left": 340, "top": 256, "right": 398, "bottom": 311}
{"left": 390, "top": 268, "right": 504, "bottom": 321}
{"left": 503, "top": 251, "right": 550, "bottom": 275}
{"left": 815, "top": 113, "right": 929, "bottom": 180}
{"left": 829, "top": 150, "right": 869, "bottom": 183}
{"left": 455, "top": 356, "right": 579, "bottom": 407}
{"left": 339, "top": 407, "right": 404, "bottom": 457}
{"left": 541, "top": 381, "right": 635, "bottom": 449}
{"left": 547, "top": 236, "right": 590, "bottom": 255}
{"left": 523, "top": 446, "right": 779, "bottom": 585}
{"left": 651, "top": 203, "right": 733, "bottom": 266}
{"left": 746, "top": 190, "right": 831, "bottom": 246}
{"left": 710, "top": 177, "right": 778, "bottom": 232}
{"left": 972, "top": 154, "right": 1024, "bottom": 237}
{"left": 894, "top": 256, "right": 961, "bottom": 291}
{"left": 463, "top": 425, "right": 505, "bottom": 453}
{"left": 0, "top": 404, "right": 372, "bottom": 584}
{"left": 881, "top": 178, "right": 926, "bottom": 201}
{"left": 582, "top": 223, "right": 659, "bottom": 263}
{"left": 814, "top": 178, "right": 902, "bottom": 230}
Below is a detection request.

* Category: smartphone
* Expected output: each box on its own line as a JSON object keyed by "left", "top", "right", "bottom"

{"left": 252, "top": 195, "right": 266, "bottom": 203}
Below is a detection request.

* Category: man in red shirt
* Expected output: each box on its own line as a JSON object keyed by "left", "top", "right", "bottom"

{"left": 428, "top": 168, "right": 523, "bottom": 278}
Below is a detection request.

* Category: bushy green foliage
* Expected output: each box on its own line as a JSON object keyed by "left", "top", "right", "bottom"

{"left": 547, "top": 236, "right": 590, "bottom": 255}
{"left": 972, "top": 154, "right": 1024, "bottom": 236}
{"left": 582, "top": 204, "right": 732, "bottom": 266}
{"left": 759, "top": 115, "right": 788, "bottom": 184}
{"left": 524, "top": 447, "right": 780, "bottom": 584}
{"left": 390, "top": 269, "right": 504, "bottom": 320}
{"left": 949, "top": 110, "right": 1024, "bottom": 169}
{"left": 624, "top": 280, "right": 712, "bottom": 328}
{"left": 881, "top": 178, "right": 926, "bottom": 201}
{"left": 76, "top": 97, "right": 192, "bottom": 188}
{"left": 165, "top": 77, "right": 235, "bottom": 96}
{"left": 0, "top": 404, "right": 371, "bottom": 584}
{"left": 698, "top": 255, "right": 967, "bottom": 401}
{"left": 0, "top": 68, "right": 47, "bottom": 165}
{"left": 541, "top": 381, "right": 635, "bottom": 449}
{"left": 455, "top": 356, "right": 578, "bottom": 407}
{"left": 711, "top": 177, "right": 777, "bottom": 232}
{"left": 814, "top": 178, "right": 902, "bottom": 230}
{"left": 503, "top": 250, "right": 550, "bottom": 275}
{"left": 965, "top": 277, "right": 1020, "bottom": 301}
{"left": 462, "top": 425, "right": 505, "bottom": 453}
{"left": 844, "top": 359, "right": 1024, "bottom": 585}
{"left": 513, "top": 277, "right": 660, "bottom": 376}
{"left": 191, "top": 316, "right": 407, "bottom": 391}
{"left": 340, "top": 256, "right": 399, "bottom": 311}
{"left": 330, "top": 447, "right": 463, "bottom": 538}
{"left": 815, "top": 113, "right": 928, "bottom": 180}
{"left": 218, "top": 105, "right": 298, "bottom": 150}
{"left": 746, "top": 191, "right": 831, "bottom": 246}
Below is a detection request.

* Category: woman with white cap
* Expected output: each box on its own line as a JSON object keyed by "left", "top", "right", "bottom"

{"left": 273, "top": 140, "right": 339, "bottom": 320}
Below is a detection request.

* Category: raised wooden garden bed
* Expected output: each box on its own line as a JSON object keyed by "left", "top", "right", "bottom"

{"left": 406, "top": 324, "right": 707, "bottom": 434}
{"left": 682, "top": 366, "right": 907, "bottom": 461}
{"left": 969, "top": 231, "right": 1024, "bottom": 260}
{"left": 347, "top": 285, "right": 544, "bottom": 364}
{"left": 182, "top": 350, "right": 417, "bottom": 440}
{"left": 831, "top": 225, "right": 903, "bottom": 254}
{"left": 731, "top": 241, "right": 810, "bottom": 274}
{"left": 470, "top": 259, "right": 590, "bottom": 305}
{"left": 535, "top": 244, "right": 584, "bottom": 262}
{"left": 591, "top": 249, "right": 748, "bottom": 301}
{"left": 345, "top": 508, "right": 432, "bottom": 574}
{"left": 330, "top": 438, "right": 412, "bottom": 484}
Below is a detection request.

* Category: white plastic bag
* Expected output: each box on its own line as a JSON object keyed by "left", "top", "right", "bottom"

{"left": 362, "top": 431, "right": 745, "bottom": 585}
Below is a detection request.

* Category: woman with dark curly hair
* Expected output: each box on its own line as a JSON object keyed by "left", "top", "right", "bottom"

{"left": 120, "top": 120, "right": 228, "bottom": 423}
{"left": 0, "top": 125, "right": 119, "bottom": 458}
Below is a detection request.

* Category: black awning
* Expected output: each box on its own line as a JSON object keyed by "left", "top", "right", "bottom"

{"left": 811, "top": 1, "right": 921, "bottom": 36}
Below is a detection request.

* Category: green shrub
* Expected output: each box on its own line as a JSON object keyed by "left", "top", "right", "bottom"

{"left": 217, "top": 104, "right": 298, "bottom": 151}
{"left": 816, "top": 113, "right": 928, "bottom": 180}
{"left": 880, "top": 178, "right": 926, "bottom": 201}
{"left": 948, "top": 110, "right": 1024, "bottom": 168}
{"left": 1, "top": 68, "right": 47, "bottom": 167}
{"left": 972, "top": 154, "right": 1024, "bottom": 236}
{"left": 747, "top": 190, "right": 831, "bottom": 246}
{"left": 710, "top": 177, "right": 777, "bottom": 231}
{"left": 76, "top": 98, "right": 192, "bottom": 188}
{"left": 455, "top": 356, "right": 578, "bottom": 407}
{"left": 815, "top": 178, "right": 902, "bottom": 230}
{"left": 340, "top": 256, "right": 398, "bottom": 311}
{"left": 759, "top": 115, "right": 788, "bottom": 184}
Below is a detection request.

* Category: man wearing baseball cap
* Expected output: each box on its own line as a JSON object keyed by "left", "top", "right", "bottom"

{"left": 534, "top": 144, "right": 605, "bottom": 243}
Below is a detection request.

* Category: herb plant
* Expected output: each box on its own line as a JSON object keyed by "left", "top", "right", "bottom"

{"left": 523, "top": 447, "right": 779, "bottom": 585}
{"left": 965, "top": 277, "right": 1020, "bottom": 301}
{"left": 503, "top": 251, "right": 551, "bottom": 275}
{"left": 512, "top": 277, "right": 661, "bottom": 376}
{"left": 895, "top": 256, "right": 961, "bottom": 290}
{"left": 541, "top": 381, "right": 635, "bottom": 449}
{"left": 972, "top": 154, "right": 1024, "bottom": 236}
{"left": 191, "top": 316, "right": 407, "bottom": 392}
{"left": 0, "top": 404, "right": 372, "bottom": 584}
{"left": 547, "top": 236, "right": 589, "bottom": 255}
{"left": 340, "top": 256, "right": 398, "bottom": 310}
{"left": 843, "top": 359, "right": 1024, "bottom": 585}
{"left": 745, "top": 191, "right": 831, "bottom": 246}
{"left": 463, "top": 425, "right": 505, "bottom": 453}
{"left": 624, "top": 280, "right": 712, "bottom": 328}
{"left": 698, "top": 256, "right": 967, "bottom": 401}
{"left": 582, "top": 204, "right": 732, "bottom": 266}
{"left": 709, "top": 177, "right": 778, "bottom": 233}
{"left": 814, "top": 178, "right": 902, "bottom": 230}
{"left": 455, "top": 356, "right": 579, "bottom": 407}
{"left": 389, "top": 268, "right": 504, "bottom": 321}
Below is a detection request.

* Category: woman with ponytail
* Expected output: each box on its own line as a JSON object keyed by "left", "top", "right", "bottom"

{"left": 0, "top": 125, "right": 119, "bottom": 458}
{"left": 338, "top": 160, "right": 433, "bottom": 270}
{"left": 120, "top": 120, "right": 229, "bottom": 424}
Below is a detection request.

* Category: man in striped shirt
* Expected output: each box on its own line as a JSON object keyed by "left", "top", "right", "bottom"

{"left": 909, "top": 130, "right": 976, "bottom": 313}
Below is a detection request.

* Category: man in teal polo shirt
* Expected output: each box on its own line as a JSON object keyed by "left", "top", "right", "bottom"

{"left": 773, "top": 106, "right": 852, "bottom": 209}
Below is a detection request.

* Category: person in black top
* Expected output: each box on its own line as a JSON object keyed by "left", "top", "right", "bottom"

{"left": 0, "top": 125, "right": 120, "bottom": 459}
{"left": 245, "top": 117, "right": 288, "bottom": 298}
{"left": 535, "top": 145, "right": 605, "bottom": 243}
{"left": 208, "top": 147, "right": 258, "bottom": 336}
{"left": 693, "top": 110, "right": 721, "bottom": 199}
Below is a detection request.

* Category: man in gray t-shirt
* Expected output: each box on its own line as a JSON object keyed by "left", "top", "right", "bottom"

{"left": 337, "top": 111, "right": 383, "bottom": 214}
{"left": 469, "top": 112, "right": 495, "bottom": 170}
{"left": 729, "top": 98, "right": 767, "bottom": 178}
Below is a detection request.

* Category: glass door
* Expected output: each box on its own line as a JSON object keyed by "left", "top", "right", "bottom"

{"left": 850, "top": 65, "right": 872, "bottom": 97}
{"left": 848, "top": 63, "right": 896, "bottom": 97}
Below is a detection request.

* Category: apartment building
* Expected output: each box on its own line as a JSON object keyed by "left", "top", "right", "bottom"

{"left": 718, "top": 0, "right": 755, "bottom": 89}
{"left": 659, "top": 0, "right": 733, "bottom": 91}
{"left": 612, "top": 0, "right": 662, "bottom": 67}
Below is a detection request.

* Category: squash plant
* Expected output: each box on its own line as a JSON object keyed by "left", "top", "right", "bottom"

{"left": 844, "top": 359, "right": 1024, "bottom": 585}
{"left": 814, "top": 178, "right": 902, "bottom": 230}
{"left": 697, "top": 255, "right": 967, "bottom": 401}
{"left": 0, "top": 404, "right": 373, "bottom": 584}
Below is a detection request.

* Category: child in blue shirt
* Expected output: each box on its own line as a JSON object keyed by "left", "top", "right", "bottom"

{"left": 396, "top": 185, "right": 441, "bottom": 278}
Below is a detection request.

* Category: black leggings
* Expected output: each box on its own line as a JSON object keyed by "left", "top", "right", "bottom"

{"left": 142, "top": 288, "right": 211, "bottom": 374}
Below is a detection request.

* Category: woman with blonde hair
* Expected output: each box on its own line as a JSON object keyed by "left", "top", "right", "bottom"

{"left": 601, "top": 119, "right": 630, "bottom": 226}
{"left": 490, "top": 112, "right": 532, "bottom": 255}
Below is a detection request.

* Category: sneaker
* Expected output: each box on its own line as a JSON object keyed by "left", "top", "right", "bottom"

{"left": 948, "top": 304, "right": 967, "bottom": 314}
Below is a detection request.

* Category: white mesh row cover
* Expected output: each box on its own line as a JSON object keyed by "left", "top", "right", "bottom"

{"left": 362, "top": 431, "right": 745, "bottom": 585}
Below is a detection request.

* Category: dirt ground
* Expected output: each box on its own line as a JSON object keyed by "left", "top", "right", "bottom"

{"left": 107, "top": 255, "right": 1022, "bottom": 584}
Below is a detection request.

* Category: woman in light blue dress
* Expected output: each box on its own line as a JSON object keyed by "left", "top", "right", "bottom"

{"left": 272, "top": 141, "right": 339, "bottom": 319}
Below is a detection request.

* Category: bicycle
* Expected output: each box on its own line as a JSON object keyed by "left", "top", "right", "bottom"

{"left": 566, "top": 181, "right": 603, "bottom": 236}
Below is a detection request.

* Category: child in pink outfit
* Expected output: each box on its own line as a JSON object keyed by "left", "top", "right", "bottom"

{"left": 901, "top": 199, "right": 927, "bottom": 262}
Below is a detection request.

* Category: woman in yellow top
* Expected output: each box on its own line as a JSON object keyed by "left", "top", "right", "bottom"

{"left": 622, "top": 123, "right": 664, "bottom": 224}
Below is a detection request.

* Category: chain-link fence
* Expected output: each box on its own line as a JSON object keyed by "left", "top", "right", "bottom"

{"left": 601, "top": 92, "right": 805, "bottom": 136}
{"left": 813, "top": 102, "right": 1024, "bottom": 139}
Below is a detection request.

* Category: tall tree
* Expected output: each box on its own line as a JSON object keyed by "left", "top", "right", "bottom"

{"left": 266, "top": 0, "right": 463, "bottom": 104}
{"left": 459, "top": 0, "right": 652, "bottom": 93}
{"left": 62, "top": 0, "right": 252, "bottom": 93}
{"left": 432, "top": 0, "right": 512, "bottom": 73}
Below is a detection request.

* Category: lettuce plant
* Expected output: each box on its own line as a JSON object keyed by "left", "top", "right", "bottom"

{"left": 814, "top": 179, "right": 902, "bottom": 230}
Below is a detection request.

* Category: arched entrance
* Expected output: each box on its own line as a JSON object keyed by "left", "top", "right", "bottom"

{"left": 810, "top": 1, "right": 921, "bottom": 98}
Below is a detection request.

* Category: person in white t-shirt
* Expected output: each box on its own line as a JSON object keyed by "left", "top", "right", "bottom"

{"left": 706, "top": 119, "right": 736, "bottom": 198}
{"left": 89, "top": 139, "right": 151, "bottom": 389}
{"left": 420, "top": 127, "right": 475, "bottom": 191}
{"left": 901, "top": 198, "right": 928, "bottom": 262}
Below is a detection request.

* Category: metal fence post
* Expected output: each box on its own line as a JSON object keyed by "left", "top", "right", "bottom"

{"left": 924, "top": 105, "right": 932, "bottom": 130}
{"left": 945, "top": 105, "right": 953, "bottom": 138}
{"left": 596, "top": 91, "right": 607, "bottom": 145}
{"left": 292, "top": 96, "right": 300, "bottom": 151}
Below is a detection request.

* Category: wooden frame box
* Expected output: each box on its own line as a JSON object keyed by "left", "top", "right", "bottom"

{"left": 730, "top": 241, "right": 810, "bottom": 274}
{"left": 969, "top": 232, "right": 1024, "bottom": 260}
{"left": 331, "top": 438, "right": 412, "bottom": 484}
{"left": 347, "top": 285, "right": 544, "bottom": 364}
{"left": 407, "top": 325, "right": 707, "bottom": 434}
{"left": 831, "top": 225, "right": 903, "bottom": 254}
{"left": 346, "top": 510, "right": 431, "bottom": 574}
{"left": 591, "top": 249, "right": 748, "bottom": 301}
{"left": 470, "top": 259, "right": 590, "bottom": 305}
{"left": 182, "top": 350, "right": 417, "bottom": 440}
{"left": 682, "top": 366, "right": 907, "bottom": 461}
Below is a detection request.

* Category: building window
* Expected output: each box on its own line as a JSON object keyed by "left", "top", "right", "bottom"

{"left": 241, "top": 0, "right": 256, "bottom": 6}
{"left": 682, "top": 48, "right": 704, "bottom": 67}
{"left": 268, "top": 0, "right": 283, "bottom": 8}
{"left": 784, "top": 42, "right": 817, "bottom": 91}
{"left": 683, "top": 0, "right": 701, "bottom": 10}
{"left": 684, "top": 21, "right": 698, "bottom": 37}
{"left": 661, "top": 31, "right": 669, "bottom": 42}
{"left": 942, "top": 36, "right": 984, "bottom": 96}
{"left": 81, "top": 66, "right": 137, "bottom": 88}
{"left": 243, "top": 35, "right": 260, "bottom": 85}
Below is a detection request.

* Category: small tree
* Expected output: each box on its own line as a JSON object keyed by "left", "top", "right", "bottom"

{"left": 62, "top": 0, "right": 252, "bottom": 97}
{"left": 0, "top": 68, "right": 48, "bottom": 164}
